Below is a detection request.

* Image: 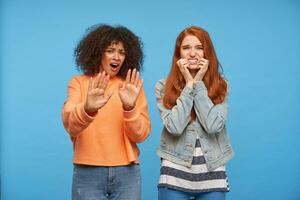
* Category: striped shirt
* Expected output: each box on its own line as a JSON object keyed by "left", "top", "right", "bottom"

{"left": 158, "top": 138, "right": 229, "bottom": 193}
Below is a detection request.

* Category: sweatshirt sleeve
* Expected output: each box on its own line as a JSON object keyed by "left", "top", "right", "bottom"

{"left": 123, "top": 87, "right": 151, "bottom": 143}
{"left": 193, "top": 81, "right": 228, "bottom": 134}
{"left": 61, "top": 76, "right": 95, "bottom": 137}
{"left": 155, "top": 79, "right": 194, "bottom": 136}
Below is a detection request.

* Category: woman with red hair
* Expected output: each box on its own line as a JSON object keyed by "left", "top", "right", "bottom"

{"left": 156, "top": 26, "right": 234, "bottom": 200}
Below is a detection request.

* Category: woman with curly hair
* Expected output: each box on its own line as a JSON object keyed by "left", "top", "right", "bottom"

{"left": 62, "top": 24, "right": 151, "bottom": 200}
{"left": 155, "top": 26, "right": 234, "bottom": 200}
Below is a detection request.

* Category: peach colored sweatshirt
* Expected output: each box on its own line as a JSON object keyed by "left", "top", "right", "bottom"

{"left": 62, "top": 75, "right": 151, "bottom": 166}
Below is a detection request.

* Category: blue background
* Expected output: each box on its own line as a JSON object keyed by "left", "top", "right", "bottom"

{"left": 1, "top": 0, "right": 300, "bottom": 199}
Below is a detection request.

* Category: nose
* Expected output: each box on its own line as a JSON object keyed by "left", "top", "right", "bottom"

{"left": 113, "top": 52, "right": 120, "bottom": 60}
{"left": 189, "top": 48, "right": 196, "bottom": 57}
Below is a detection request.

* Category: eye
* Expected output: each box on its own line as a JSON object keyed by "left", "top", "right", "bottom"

{"left": 119, "top": 51, "right": 126, "bottom": 55}
{"left": 182, "top": 46, "right": 190, "bottom": 50}
{"left": 106, "top": 49, "right": 114, "bottom": 53}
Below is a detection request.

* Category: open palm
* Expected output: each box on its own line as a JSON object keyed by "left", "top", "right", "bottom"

{"left": 84, "top": 71, "right": 112, "bottom": 114}
{"left": 119, "top": 69, "right": 143, "bottom": 111}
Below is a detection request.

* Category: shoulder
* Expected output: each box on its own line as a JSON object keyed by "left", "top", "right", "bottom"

{"left": 72, "top": 74, "right": 89, "bottom": 81}
{"left": 68, "top": 74, "right": 90, "bottom": 86}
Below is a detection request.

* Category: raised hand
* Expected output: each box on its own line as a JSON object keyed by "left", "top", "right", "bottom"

{"left": 118, "top": 68, "right": 143, "bottom": 111}
{"left": 84, "top": 71, "right": 112, "bottom": 115}
{"left": 177, "top": 58, "right": 194, "bottom": 88}
{"left": 194, "top": 58, "right": 209, "bottom": 82}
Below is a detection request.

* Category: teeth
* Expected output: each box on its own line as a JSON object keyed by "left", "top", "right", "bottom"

{"left": 189, "top": 60, "right": 198, "bottom": 65}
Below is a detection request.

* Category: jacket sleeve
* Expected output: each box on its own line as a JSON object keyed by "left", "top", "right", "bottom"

{"left": 123, "top": 87, "right": 151, "bottom": 143}
{"left": 155, "top": 79, "right": 194, "bottom": 136}
{"left": 61, "top": 77, "right": 95, "bottom": 137}
{"left": 193, "top": 81, "right": 228, "bottom": 134}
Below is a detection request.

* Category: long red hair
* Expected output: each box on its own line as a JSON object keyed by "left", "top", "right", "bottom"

{"left": 163, "top": 26, "right": 227, "bottom": 115}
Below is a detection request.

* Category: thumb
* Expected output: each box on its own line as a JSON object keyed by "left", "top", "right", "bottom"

{"left": 106, "top": 92, "right": 114, "bottom": 100}
{"left": 119, "top": 82, "right": 125, "bottom": 89}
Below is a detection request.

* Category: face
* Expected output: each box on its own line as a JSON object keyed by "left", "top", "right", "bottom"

{"left": 180, "top": 35, "right": 204, "bottom": 70}
{"left": 100, "top": 41, "right": 126, "bottom": 78}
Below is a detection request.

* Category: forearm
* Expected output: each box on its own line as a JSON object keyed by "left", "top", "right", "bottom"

{"left": 62, "top": 102, "right": 95, "bottom": 137}
{"left": 194, "top": 81, "right": 228, "bottom": 134}
{"left": 158, "top": 86, "right": 194, "bottom": 135}
{"left": 123, "top": 107, "right": 151, "bottom": 143}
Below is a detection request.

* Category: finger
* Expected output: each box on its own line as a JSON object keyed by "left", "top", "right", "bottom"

{"left": 182, "top": 58, "right": 188, "bottom": 64}
{"left": 126, "top": 69, "right": 131, "bottom": 83}
{"left": 101, "top": 92, "right": 113, "bottom": 107}
{"left": 199, "top": 61, "right": 207, "bottom": 66}
{"left": 102, "top": 74, "right": 110, "bottom": 90}
{"left": 119, "top": 82, "right": 125, "bottom": 90}
{"left": 137, "top": 79, "right": 144, "bottom": 91}
{"left": 134, "top": 71, "right": 140, "bottom": 86}
{"left": 183, "top": 62, "right": 189, "bottom": 68}
{"left": 106, "top": 92, "right": 114, "bottom": 100}
{"left": 177, "top": 58, "right": 185, "bottom": 67}
{"left": 98, "top": 71, "right": 106, "bottom": 88}
{"left": 93, "top": 74, "right": 99, "bottom": 89}
{"left": 182, "top": 63, "right": 189, "bottom": 72}
{"left": 93, "top": 73, "right": 101, "bottom": 88}
{"left": 200, "top": 58, "right": 209, "bottom": 65}
{"left": 131, "top": 68, "right": 137, "bottom": 84}
{"left": 178, "top": 60, "right": 186, "bottom": 70}
{"left": 99, "top": 93, "right": 113, "bottom": 109}
{"left": 88, "top": 77, "right": 93, "bottom": 91}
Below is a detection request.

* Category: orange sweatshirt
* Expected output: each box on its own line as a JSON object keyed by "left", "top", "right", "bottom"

{"left": 62, "top": 75, "right": 151, "bottom": 166}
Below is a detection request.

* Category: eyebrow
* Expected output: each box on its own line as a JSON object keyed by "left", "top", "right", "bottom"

{"left": 107, "top": 46, "right": 125, "bottom": 50}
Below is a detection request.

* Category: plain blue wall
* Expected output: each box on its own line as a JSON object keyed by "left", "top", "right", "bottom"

{"left": 1, "top": 0, "right": 300, "bottom": 199}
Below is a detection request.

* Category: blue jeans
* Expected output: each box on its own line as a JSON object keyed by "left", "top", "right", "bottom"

{"left": 72, "top": 164, "right": 141, "bottom": 200}
{"left": 158, "top": 187, "right": 226, "bottom": 200}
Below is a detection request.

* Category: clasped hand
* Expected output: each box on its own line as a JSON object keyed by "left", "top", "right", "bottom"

{"left": 177, "top": 58, "right": 209, "bottom": 87}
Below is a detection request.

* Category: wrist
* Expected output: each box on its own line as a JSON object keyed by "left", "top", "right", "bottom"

{"left": 186, "top": 81, "right": 194, "bottom": 88}
{"left": 123, "top": 104, "right": 135, "bottom": 111}
{"left": 84, "top": 105, "right": 98, "bottom": 116}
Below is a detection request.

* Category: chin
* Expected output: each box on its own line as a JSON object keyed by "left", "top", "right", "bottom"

{"left": 188, "top": 66, "right": 200, "bottom": 70}
{"left": 109, "top": 70, "right": 120, "bottom": 77}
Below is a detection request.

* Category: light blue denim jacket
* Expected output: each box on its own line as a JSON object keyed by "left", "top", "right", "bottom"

{"left": 155, "top": 79, "right": 234, "bottom": 171}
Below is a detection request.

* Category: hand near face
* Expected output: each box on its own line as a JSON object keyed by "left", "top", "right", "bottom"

{"left": 194, "top": 58, "right": 209, "bottom": 81}
{"left": 84, "top": 71, "right": 112, "bottom": 115}
{"left": 119, "top": 68, "right": 143, "bottom": 111}
{"left": 177, "top": 58, "right": 194, "bottom": 88}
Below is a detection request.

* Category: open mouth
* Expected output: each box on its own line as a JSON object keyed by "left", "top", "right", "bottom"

{"left": 109, "top": 63, "right": 120, "bottom": 72}
{"left": 110, "top": 63, "right": 119, "bottom": 69}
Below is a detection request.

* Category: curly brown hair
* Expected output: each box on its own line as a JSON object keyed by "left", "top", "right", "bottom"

{"left": 74, "top": 24, "right": 144, "bottom": 78}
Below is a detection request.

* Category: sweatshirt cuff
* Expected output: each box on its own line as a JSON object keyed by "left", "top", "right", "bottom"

{"left": 80, "top": 103, "right": 96, "bottom": 123}
{"left": 123, "top": 107, "right": 139, "bottom": 121}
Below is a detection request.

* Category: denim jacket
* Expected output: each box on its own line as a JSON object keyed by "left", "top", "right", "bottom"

{"left": 155, "top": 79, "right": 234, "bottom": 171}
